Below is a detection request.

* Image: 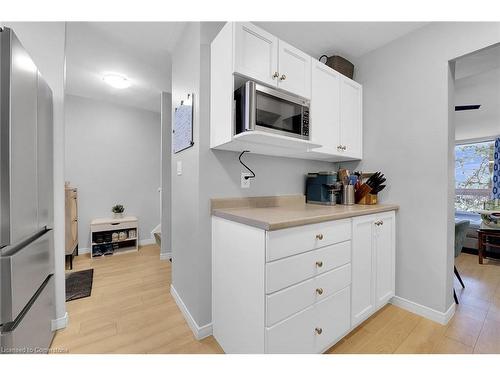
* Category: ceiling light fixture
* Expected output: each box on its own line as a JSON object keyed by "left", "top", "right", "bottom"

{"left": 102, "top": 73, "right": 131, "bottom": 89}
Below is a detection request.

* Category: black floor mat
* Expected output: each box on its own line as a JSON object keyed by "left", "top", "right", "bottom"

{"left": 65, "top": 269, "right": 94, "bottom": 302}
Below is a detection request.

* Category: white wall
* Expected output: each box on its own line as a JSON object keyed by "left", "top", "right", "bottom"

{"left": 171, "top": 22, "right": 338, "bottom": 328}
{"left": 354, "top": 22, "right": 500, "bottom": 315}
{"left": 65, "top": 94, "right": 161, "bottom": 251}
{"left": 1, "top": 22, "right": 67, "bottom": 324}
{"left": 455, "top": 66, "right": 500, "bottom": 141}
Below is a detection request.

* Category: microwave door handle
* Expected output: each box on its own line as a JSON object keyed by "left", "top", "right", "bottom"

{"left": 246, "top": 81, "right": 256, "bottom": 131}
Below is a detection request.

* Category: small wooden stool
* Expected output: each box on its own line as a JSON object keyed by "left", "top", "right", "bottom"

{"left": 477, "top": 229, "right": 500, "bottom": 264}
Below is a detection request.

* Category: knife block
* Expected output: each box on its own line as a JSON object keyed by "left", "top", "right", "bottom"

{"left": 358, "top": 193, "right": 378, "bottom": 205}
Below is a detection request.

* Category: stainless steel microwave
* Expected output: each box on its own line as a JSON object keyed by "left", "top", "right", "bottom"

{"left": 234, "top": 81, "right": 310, "bottom": 140}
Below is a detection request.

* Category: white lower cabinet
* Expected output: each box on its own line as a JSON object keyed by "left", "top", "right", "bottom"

{"left": 212, "top": 210, "right": 396, "bottom": 353}
{"left": 352, "top": 211, "right": 396, "bottom": 327}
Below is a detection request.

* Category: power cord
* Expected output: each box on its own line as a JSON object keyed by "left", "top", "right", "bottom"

{"left": 239, "top": 150, "right": 256, "bottom": 180}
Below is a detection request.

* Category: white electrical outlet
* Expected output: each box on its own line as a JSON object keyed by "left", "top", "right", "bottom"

{"left": 241, "top": 173, "right": 252, "bottom": 188}
{"left": 176, "top": 161, "right": 182, "bottom": 176}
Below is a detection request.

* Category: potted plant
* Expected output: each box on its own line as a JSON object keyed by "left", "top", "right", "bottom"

{"left": 111, "top": 204, "right": 125, "bottom": 219}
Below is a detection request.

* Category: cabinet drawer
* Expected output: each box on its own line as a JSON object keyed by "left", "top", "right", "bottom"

{"left": 91, "top": 221, "right": 137, "bottom": 232}
{"left": 266, "top": 263, "right": 351, "bottom": 326}
{"left": 266, "top": 306, "right": 316, "bottom": 353}
{"left": 266, "top": 219, "right": 351, "bottom": 261}
{"left": 314, "top": 286, "right": 351, "bottom": 353}
{"left": 266, "top": 240, "right": 351, "bottom": 293}
{"left": 266, "top": 287, "right": 351, "bottom": 353}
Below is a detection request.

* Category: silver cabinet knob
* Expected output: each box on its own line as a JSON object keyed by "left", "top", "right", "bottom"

{"left": 375, "top": 220, "right": 384, "bottom": 226}
{"left": 316, "top": 233, "right": 324, "bottom": 240}
{"left": 272, "top": 71, "right": 279, "bottom": 79}
{"left": 343, "top": 145, "right": 347, "bottom": 150}
{"left": 279, "top": 74, "right": 286, "bottom": 81}
{"left": 316, "top": 261, "right": 323, "bottom": 268}
{"left": 315, "top": 327, "right": 323, "bottom": 335}
{"left": 316, "top": 288, "right": 323, "bottom": 295}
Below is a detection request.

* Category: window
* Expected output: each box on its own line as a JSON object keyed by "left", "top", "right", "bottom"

{"left": 455, "top": 140, "right": 495, "bottom": 212}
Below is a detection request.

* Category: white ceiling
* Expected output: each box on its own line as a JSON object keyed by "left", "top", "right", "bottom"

{"left": 255, "top": 22, "right": 428, "bottom": 62}
{"left": 65, "top": 22, "right": 429, "bottom": 112}
{"left": 455, "top": 43, "right": 500, "bottom": 80}
{"left": 65, "top": 22, "right": 187, "bottom": 113}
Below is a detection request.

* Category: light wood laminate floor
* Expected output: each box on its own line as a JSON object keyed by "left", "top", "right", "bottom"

{"left": 51, "top": 247, "right": 500, "bottom": 354}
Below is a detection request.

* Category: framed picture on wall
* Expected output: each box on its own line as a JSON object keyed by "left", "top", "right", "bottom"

{"left": 173, "top": 93, "right": 194, "bottom": 154}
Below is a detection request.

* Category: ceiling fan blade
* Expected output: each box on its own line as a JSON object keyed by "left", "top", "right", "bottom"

{"left": 455, "top": 105, "right": 481, "bottom": 111}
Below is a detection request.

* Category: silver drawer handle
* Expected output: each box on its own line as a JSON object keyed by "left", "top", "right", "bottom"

{"left": 315, "top": 327, "right": 323, "bottom": 335}
{"left": 316, "top": 261, "right": 323, "bottom": 268}
{"left": 316, "top": 288, "right": 323, "bottom": 295}
{"left": 316, "top": 233, "right": 324, "bottom": 240}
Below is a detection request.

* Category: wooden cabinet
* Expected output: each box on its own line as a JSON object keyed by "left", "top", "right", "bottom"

{"left": 351, "top": 211, "right": 395, "bottom": 328}
{"left": 211, "top": 22, "right": 362, "bottom": 161}
{"left": 65, "top": 187, "right": 78, "bottom": 256}
{"left": 212, "top": 210, "right": 396, "bottom": 353}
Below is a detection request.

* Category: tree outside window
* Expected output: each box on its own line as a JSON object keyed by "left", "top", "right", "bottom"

{"left": 455, "top": 141, "right": 494, "bottom": 212}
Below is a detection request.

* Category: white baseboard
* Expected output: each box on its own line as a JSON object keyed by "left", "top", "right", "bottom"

{"left": 78, "top": 247, "right": 90, "bottom": 254}
{"left": 391, "top": 296, "right": 455, "bottom": 325}
{"left": 51, "top": 312, "right": 68, "bottom": 331}
{"left": 160, "top": 252, "right": 172, "bottom": 261}
{"left": 170, "top": 284, "right": 212, "bottom": 340}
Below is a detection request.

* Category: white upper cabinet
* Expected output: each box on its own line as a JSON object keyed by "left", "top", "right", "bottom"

{"left": 277, "top": 40, "right": 311, "bottom": 99}
{"left": 340, "top": 77, "right": 362, "bottom": 159}
{"left": 234, "top": 22, "right": 278, "bottom": 87}
{"left": 210, "top": 22, "right": 363, "bottom": 162}
{"left": 310, "top": 60, "right": 341, "bottom": 154}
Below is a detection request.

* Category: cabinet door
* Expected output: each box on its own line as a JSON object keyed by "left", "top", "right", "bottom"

{"left": 310, "top": 60, "right": 341, "bottom": 153}
{"left": 340, "top": 77, "right": 362, "bottom": 158}
{"left": 374, "top": 211, "right": 396, "bottom": 308}
{"left": 234, "top": 22, "right": 278, "bottom": 87}
{"left": 351, "top": 215, "right": 375, "bottom": 327}
{"left": 277, "top": 40, "right": 311, "bottom": 99}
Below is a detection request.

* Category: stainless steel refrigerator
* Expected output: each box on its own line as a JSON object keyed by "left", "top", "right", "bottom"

{"left": 0, "top": 27, "right": 55, "bottom": 354}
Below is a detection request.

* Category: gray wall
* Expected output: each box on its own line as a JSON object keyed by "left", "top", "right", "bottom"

{"left": 171, "top": 23, "right": 338, "bottom": 327}
{"left": 354, "top": 22, "right": 500, "bottom": 314}
{"left": 65, "top": 94, "right": 161, "bottom": 251}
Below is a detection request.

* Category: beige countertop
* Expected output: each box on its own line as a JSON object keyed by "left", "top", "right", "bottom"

{"left": 211, "top": 195, "right": 399, "bottom": 231}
